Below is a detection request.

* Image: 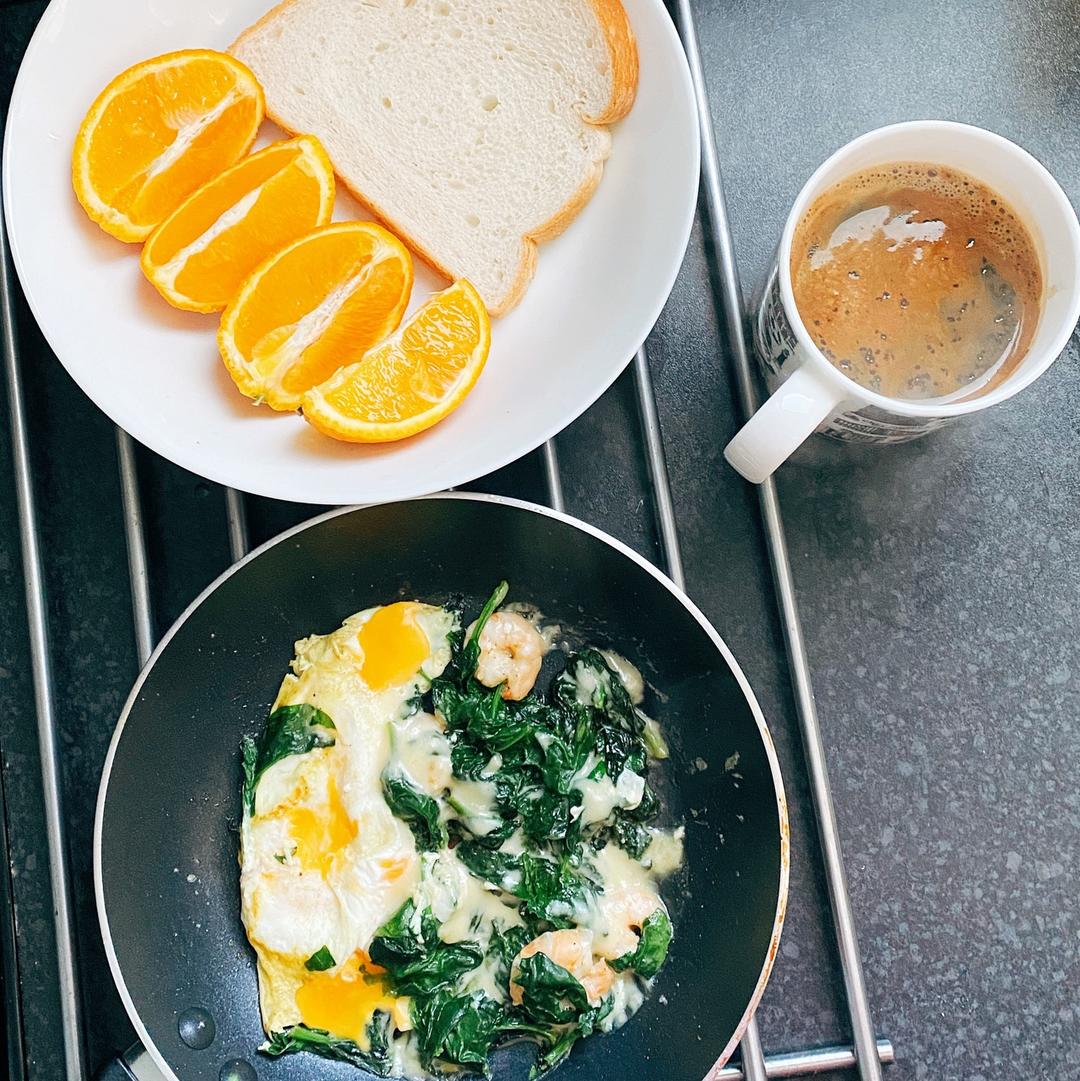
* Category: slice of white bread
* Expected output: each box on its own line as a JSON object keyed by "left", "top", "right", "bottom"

{"left": 230, "top": 0, "right": 637, "bottom": 315}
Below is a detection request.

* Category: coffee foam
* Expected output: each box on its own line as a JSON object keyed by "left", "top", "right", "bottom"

{"left": 802, "top": 162, "right": 1041, "bottom": 294}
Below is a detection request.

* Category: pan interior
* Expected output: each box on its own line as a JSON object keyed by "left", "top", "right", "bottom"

{"left": 98, "top": 498, "right": 784, "bottom": 1081}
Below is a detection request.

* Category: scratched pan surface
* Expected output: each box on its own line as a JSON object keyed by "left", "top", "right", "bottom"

{"left": 94, "top": 495, "right": 788, "bottom": 1081}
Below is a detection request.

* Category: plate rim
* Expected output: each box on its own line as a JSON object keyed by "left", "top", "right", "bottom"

{"left": 2, "top": 0, "right": 701, "bottom": 504}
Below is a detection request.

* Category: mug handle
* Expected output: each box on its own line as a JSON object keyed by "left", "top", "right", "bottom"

{"left": 723, "top": 354, "right": 849, "bottom": 483}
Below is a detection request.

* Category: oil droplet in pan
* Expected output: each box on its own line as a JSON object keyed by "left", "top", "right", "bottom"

{"left": 177, "top": 1005, "right": 216, "bottom": 1050}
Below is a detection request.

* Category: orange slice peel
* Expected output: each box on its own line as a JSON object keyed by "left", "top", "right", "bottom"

{"left": 301, "top": 279, "right": 491, "bottom": 444}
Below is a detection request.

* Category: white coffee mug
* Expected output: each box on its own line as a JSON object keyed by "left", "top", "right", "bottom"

{"left": 724, "top": 121, "right": 1080, "bottom": 484}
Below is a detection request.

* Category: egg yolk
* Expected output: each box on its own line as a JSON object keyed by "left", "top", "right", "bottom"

{"left": 296, "top": 952, "right": 401, "bottom": 1045}
{"left": 357, "top": 602, "right": 430, "bottom": 691}
{"left": 285, "top": 775, "right": 357, "bottom": 875}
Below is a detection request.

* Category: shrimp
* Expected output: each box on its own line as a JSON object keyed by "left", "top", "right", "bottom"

{"left": 509, "top": 929, "right": 614, "bottom": 1006}
{"left": 472, "top": 611, "right": 544, "bottom": 700}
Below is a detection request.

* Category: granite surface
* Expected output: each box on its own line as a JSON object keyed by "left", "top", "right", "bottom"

{"left": 1, "top": 0, "right": 1078, "bottom": 1079}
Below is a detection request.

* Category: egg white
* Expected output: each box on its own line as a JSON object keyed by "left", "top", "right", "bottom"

{"left": 239, "top": 602, "right": 456, "bottom": 1038}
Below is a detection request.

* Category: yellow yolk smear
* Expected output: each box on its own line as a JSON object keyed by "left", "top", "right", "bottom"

{"left": 284, "top": 775, "right": 357, "bottom": 875}
{"left": 357, "top": 602, "right": 429, "bottom": 690}
{"left": 296, "top": 953, "right": 402, "bottom": 1046}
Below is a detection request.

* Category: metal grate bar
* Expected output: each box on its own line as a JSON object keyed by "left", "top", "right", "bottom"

{"left": 672, "top": 1, "right": 885, "bottom": 1077}
{"left": 116, "top": 431, "right": 154, "bottom": 666}
{"left": 632, "top": 345, "right": 686, "bottom": 588}
{"left": 629, "top": 343, "right": 768, "bottom": 1078}
{"left": 224, "top": 488, "right": 250, "bottom": 565}
{"left": 0, "top": 756, "right": 28, "bottom": 1081}
{"left": 715, "top": 1039, "right": 895, "bottom": 1080}
{"left": 1, "top": 203, "right": 87, "bottom": 1081}
{"left": 541, "top": 440, "right": 566, "bottom": 513}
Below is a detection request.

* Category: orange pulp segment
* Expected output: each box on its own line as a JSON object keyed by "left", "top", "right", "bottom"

{"left": 140, "top": 135, "right": 335, "bottom": 312}
{"left": 73, "top": 49, "right": 264, "bottom": 242}
{"left": 301, "top": 280, "right": 491, "bottom": 444}
{"left": 218, "top": 221, "right": 413, "bottom": 411}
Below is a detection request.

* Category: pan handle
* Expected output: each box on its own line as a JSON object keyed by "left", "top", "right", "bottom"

{"left": 94, "top": 1060, "right": 138, "bottom": 1081}
{"left": 94, "top": 1044, "right": 166, "bottom": 1081}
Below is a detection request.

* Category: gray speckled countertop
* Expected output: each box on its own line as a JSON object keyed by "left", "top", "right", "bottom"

{"left": 1, "top": 0, "right": 1078, "bottom": 1079}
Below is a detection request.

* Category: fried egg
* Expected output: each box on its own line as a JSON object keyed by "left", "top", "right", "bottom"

{"left": 240, "top": 601, "right": 455, "bottom": 1047}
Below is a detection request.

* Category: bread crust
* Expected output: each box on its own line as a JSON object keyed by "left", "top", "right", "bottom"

{"left": 230, "top": 0, "right": 638, "bottom": 317}
{"left": 585, "top": 0, "right": 640, "bottom": 124}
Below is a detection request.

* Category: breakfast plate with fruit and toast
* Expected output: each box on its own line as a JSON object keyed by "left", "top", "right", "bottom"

{"left": 3, "top": 0, "right": 699, "bottom": 504}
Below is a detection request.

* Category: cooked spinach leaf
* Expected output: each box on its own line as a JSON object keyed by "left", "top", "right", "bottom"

{"left": 263, "top": 1019, "right": 391, "bottom": 1076}
{"left": 557, "top": 650, "right": 649, "bottom": 779}
{"left": 411, "top": 989, "right": 507, "bottom": 1071}
{"left": 642, "top": 715, "right": 670, "bottom": 759}
{"left": 609, "top": 813, "right": 651, "bottom": 859}
{"left": 540, "top": 722, "right": 593, "bottom": 796}
{"left": 368, "top": 897, "right": 430, "bottom": 966}
{"left": 516, "top": 790, "right": 571, "bottom": 843}
{"left": 455, "top": 841, "right": 522, "bottom": 892}
{"left": 528, "top": 996, "right": 614, "bottom": 1079}
{"left": 385, "top": 941, "right": 485, "bottom": 997}
{"left": 461, "top": 580, "right": 509, "bottom": 672}
{"left": 303, "top": 945, "right": 336, "bottom": 971}
{"left": 382, "top": 770, "right": 447, "bottom": 851}
{"left": 439, "top": 581, "right": 509, "bottom": 689}
{"left": 450, "top": 740, "right": 489, "bottom": 780}
{"left": 455, "top": 844, "right": 590, "bottom": 929}
{"left": 489, "top": 923, "right": 532, "bottom": 985}
{"left": 517, "top": 852, "right": 590, "bottom": 927}
{"left": 411, "top": 988, "right": 552, "bottom": 1074}
{"left": 242, "top": 704, "right": 336, "bottom": 815}
{"left": 610, "top": 908, "right": 672, "bottom": 979}
{"left": 513, "top": 952, "right": 590, "bottom": 1024}
{"left": 370, "top": 899, "right": 483, "bottom": 996}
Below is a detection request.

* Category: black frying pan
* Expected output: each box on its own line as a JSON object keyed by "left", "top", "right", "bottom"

{"left": 94, "top": 495, "right": 788, "bottom": 1081}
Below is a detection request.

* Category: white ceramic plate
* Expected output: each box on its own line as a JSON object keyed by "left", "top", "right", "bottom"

{"left": 4, "top": 0, "right": 698, "bottom": 505}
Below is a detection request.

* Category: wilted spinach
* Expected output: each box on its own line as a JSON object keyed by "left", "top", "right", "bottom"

{"left": 241, "top": 703, "right": 336, "bottom": 815}
{"left": 382, "top": 770, "right": 447, "bottom": 851}
{"left": 411, "top": 989, "right": 507, "bottom": 1071}
{"left": 263, "top": 1015, "right": 392, "bottom": 1076}
{"left": 610, "top": 908, "right": 673, "bottom": 979}
{"left": 369, "top": 898, "right": 483, "bottom": 996}
{"left": 529, "top": 996, "right": 613, "bottom": 1079}
{"left": 303, "top": 945, "right": 336, "bottom": 972}
{"left": 513, "top": 953, "right": 590, "bottom": 1024}
{"left": 455, "top": 843, "right": 591, "bottom": 928}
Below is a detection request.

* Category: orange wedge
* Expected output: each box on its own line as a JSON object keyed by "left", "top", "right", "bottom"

{"left": 73, "top": 50, "right": 264, "bottom": 242}
{"left": 141, "top": 136, "right": 335, "bottom": 313}
{"left": 218, "top": 222, "right": 413, "bottom": 411}
{"left": 302, "top": 280, "right": 491, "bottom": 443}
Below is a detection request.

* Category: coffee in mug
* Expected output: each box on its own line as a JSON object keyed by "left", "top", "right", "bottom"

{"left": 789, "top": 163, "right": 1043, "bottom": 401}
{"left": 724, "top": 121, "right": 1080, "bottom": 485}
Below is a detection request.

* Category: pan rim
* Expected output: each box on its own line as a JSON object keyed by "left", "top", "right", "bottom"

{"left": 93, "top": 492, "right": 790, "bottom": 1081}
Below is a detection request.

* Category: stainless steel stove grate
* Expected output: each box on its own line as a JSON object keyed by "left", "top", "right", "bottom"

{"left": 0, "top": 3, "right": 896, "bottom": 1079}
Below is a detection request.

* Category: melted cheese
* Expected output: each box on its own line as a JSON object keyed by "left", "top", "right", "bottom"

{"left": 583, "top": 843, "right": 665, "bottom": 961}
{"left": 600, "top": 650, "right": 645, "bottom": 704}
{"left": 573, "top": 755, "right": 645, "bottom": 826}
{"left": 643, "top": 827, "right": 685, "bottom": 878}
{"left": 447, "top": 776, "right": 502, "bottom": 836}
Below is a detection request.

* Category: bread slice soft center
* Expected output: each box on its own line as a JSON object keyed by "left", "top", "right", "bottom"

{"left": 231, "top": 0, "right": 638, "bottom": 315}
